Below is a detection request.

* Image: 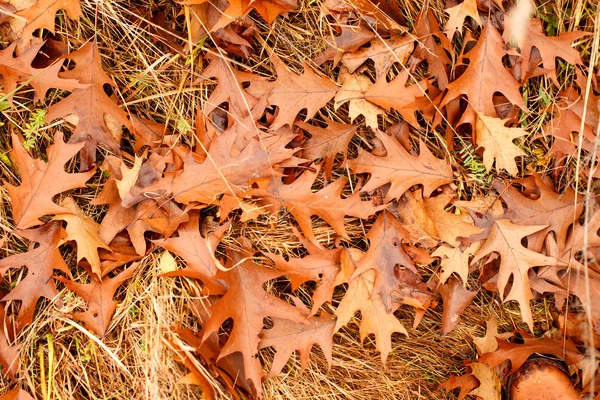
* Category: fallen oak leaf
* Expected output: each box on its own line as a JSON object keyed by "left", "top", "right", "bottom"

{"left": 341, "top": 35, "right": 414, "bottom": 80}
{"left": 0, "top": 40, "right": 81, "bottom": 105}
{"left": 14, "top": 0, "right": 81, "bottom": 50}
{"left": 469, "top": 362, "right": 501, "bottom": 400}
{"left": 252, "top": 164, "right": 383, "bottom": 246}
{"left": 46, "top": 42, "right": 131, "bottom": 169}
{"left": 264, "top": 226, "right": 341, "bottom": 313}
{"left": 335, "top": 248, "right": 408, "bottom": 364}
{"left": 471, "top": 219, "right": 558, "bottom": 331}
{"left": 444, "top": 0, "right": 481, "bottom": 39}
{"left": 245, "top": 55, "right": 338, "bottom": 130}
{"left": 259, "top": 298, "right": 335, "bottom": 378}
{"left": 55, "top": 264, "right": 138, "bottom": 338}
{"left": 4, "top": 131, "right": 95, "bottom": 229}
{"left": 439, "top": 277, "right": 477, "bottom": 334}
{"left": 53, "top": 197, "right": 111, "bottom": 279}
{"left": 200, "top": 240, "right": 307, "bottom": 397}
{"left": 0, "top": 388, "right": 34, "bottom": 400}
{"left": 0, "top": 222, "right": 69, "bottom": 330}
{"left": 349, "top": 129, "right": 453, "bottom": 202}
{"left": 295, "top": 117, "right": 357, "bottom": 181}
{"left": 440, "top": 25, "right": 527, "bottom": 117}
{"left": 349, "top": 211, "right": 418, "bottom": 312}
{"left": 334, "top": 67, "right": 384, "bottom": 130}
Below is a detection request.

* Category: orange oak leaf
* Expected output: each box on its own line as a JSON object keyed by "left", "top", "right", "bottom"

{"left": 46, "top": 42, "right": 131, "bottom": 169}
{"left": 504, "top": 18, "right": 583, "bottom": 85}
{"left": 390, "top": 189, "right": 439, "bottom": 247}
{"left": 349, "top": 211, "right": 418, "bottom": 312}
{"left": 169, "top": 128, "right": 300, "bottom": 205}
{"left": 540, "top": 87, "right": 596, "bottom": 157}
{"left": 444, "top": 0, "right": 481, "bottom": 39}
{"left": 14, "top": 0, "right": 81, "bottom": 50}
{"left": 0, "top": 40, "right": 80, "bottom": 104}
{"left": 0, "top": 222, "right": 69, "bottom": 330}
{"left": 201, "top": 242, "right": 307, "bottom": 397}
{"left": 471, "top": 219, "right": 557, "bottom": 330}
{"left": 182, "top": 0, "right": 296, "bottom": 32}
{"left": 439, "top": 277, "right": 477, "bottom": 334}
{"left": 53, "top": 197, "right": 111, "bottom": 279}
{"left": 414, "top": 10, "right": 452, "bottom": 90}
{"left": 55, "top": 264, "right": 138, "bottom": 337}
{"left": 334, "top": 67, "right": 384, "bottom": 130}
{"left": 314, "top": 24, "right": 375, "bottom": 67}
{"left": 364, "top": 70, "right": 428, "bottom": 127}
{"left": 341, "top": 35, "right": 414, "bottom": 80}
{"left": 423, "top": 188, "right": 483, "bottom": 246}
{"left": 335, "top": 248, "right": 408, "bottom": 364}
{"left": 494, "top": 174, "right": 583, "bottom": 252}
{"left": 245, "top": 56, "right": 338, "bottom": 130}
{"left": 295, "top": 117, "right": 357, "bottom": 180}
{"left": 477, "top": 334, "right": 583, "bottom": 374}
{"left": 441, "top": 25, "right": 526, "bottom": 117}
{"left": 201, "top": 53, "right": 261, "bottom": 118}
{"left": 438, "top": 373, "right": 479, "bottom": 400}
{"left": 259, "top": 299, "right": 335, "bottom": 378}
{"left": 153, "top": 212, "right": 229, "bottom": 294}
{"left": 264, "top": 227, "right": 341, "bottom": 313}
{"left": 4, "top": 131, "right": 95, "bottom": 229}
{"left": 348, "top": 130, "right": 453, "bottom": 201}
{"left": 253, "top": 165, "right": 383, "bottom": 245}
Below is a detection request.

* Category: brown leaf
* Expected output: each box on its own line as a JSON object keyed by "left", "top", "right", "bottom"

{"left": 14, "top": 0, "right": 81, "bottom": 50}
{"left": 0, "top": 301, "right": 19, "bottom": 380}
{"left": 439, "top": 277, "right": 477, "bottom": 334}
{"left": 314, "top": 24, "right": 375, "bottom": 67}
{"left": 504, "top": 18, "right": 583, "bottom": 85}
{"left": 469, "top": 362, "right": 501, "bottom": 400}
{"left": 55, "top": 264, "right": 138, "bottom": 337}
{"left": 0, "top": 222, "right": 69, "bottom": 330}
{"left": 201, "top": 53, "right": 261, "bottom": 118}
{"left": 466, "top": 111, "right": 528, "bottom": 175}
{"left": 494, "top": 174, "right": 583, "bottom": 252}
{"left": 390, "top": 189, "right": 439, "bottom": 247}
{"left": 349, "top": 211, "right": 418, "bottom": 312}
{"left": 168, "top": 128, "right": 300, "bottom": 205}
{"left": 245, "top": 56, "right": 338, "bottom": 130}
{"left": 265, "top": 228, "right": 341, "bottom": 313}
{"left": 201, "top": 242, "right": 307, "bottom": 397}
{"left": 335, "top": 248, "right": 408, "bottom": 364}
{"left": 349, "top": 130, "right": 454, "bottom": 201}
{"left": 444, "top": 0, "right": 481, "bottom": 39}
{"left": 472, "top": 315, "right": 512, "bottom": 356}
{"left": 4, "top": 131, "right": 95, "bottom": 229}
{"left": 433, "top": 242, "right": 480, "bottom": 285}
{"left": 414, "top": 10, "right": 451, "bottom": 90}
{"left": 153, "top": 212, "right": 229, "bottom": 294}
{"left": 472, "top": 219, "right": 557, "bottom": 330}
{"left": 423, "top": 188, "right": 483, "bottom": 246}
{"left": 182, "top": 0, "right": 296, "bottom": 32}
{"left": 259, "top": 299, "right": 335, "bottom": 378}
{"left": 438, "top": 373, "right": 479, "bottom": 400}
{"left": 295, "top": 117, "right": 357, "bottom": 180}
{"left": 253, "top": 165, "right": 383, "bottom": 245}
{"left": 478, "top": 334, "right": 583, "bottom": 374}
{"left": 334, "top": 67, "right": 384, "bottom": 130}
{"left": 46, "top": 42, "right": 131, "bottom": 168}
{"left": 0, "top": 40, "right": 80, "bottom": 104}
{"left": 441, "top": 25, "right": 526, "bottom": 117}
{"left": 364, "top": 70, "right": 428, "bottom": 127}
{"left": 53, "top": 197, "right": 111, "bottom": 279}
{"left": 341, "top": 35, "right": 414, "bottom": 80}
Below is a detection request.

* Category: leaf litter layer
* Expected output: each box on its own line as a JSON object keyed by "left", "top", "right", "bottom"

{"left": 0, "top": 0, "right": 599, "bottom": 398}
